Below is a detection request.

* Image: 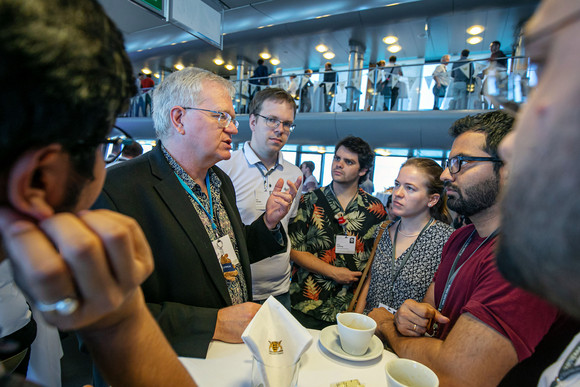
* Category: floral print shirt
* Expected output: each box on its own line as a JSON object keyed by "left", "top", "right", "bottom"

{"left": 289, "top": 185, "right": 387, "bottom": 323}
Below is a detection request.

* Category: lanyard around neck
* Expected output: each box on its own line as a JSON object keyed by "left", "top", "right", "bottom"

{"left": 551, "top": 341, "right": 580, "bottom": 387}
{"left": 175, "top": 172, "right": 219, "bottom": 237}
{"left": 243, "top": 146, "right": 279, "bottom": 191}
{"left": 389, "top": 218, "right": 434, "bottom": 304}
{"left": 438, "top": 227, "right": 499, "bottom": 312}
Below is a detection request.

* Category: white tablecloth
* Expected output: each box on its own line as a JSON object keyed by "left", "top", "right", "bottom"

{"left": 180, "top": 329, "right": 397, "bottom": 386}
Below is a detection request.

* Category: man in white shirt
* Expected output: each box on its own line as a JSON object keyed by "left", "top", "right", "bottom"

{"left": 432, "top": 55, "right": 450, "bottom": 110}
{"left": 218, "top": 88, "right": 302, "bottom": 309}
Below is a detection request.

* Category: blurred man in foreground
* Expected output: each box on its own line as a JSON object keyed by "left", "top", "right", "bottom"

{"left": 0, "top": 0, "right": 196, "bottom": 385}
{"left": 497, "top": 0, "right": 580, "bottom": 385}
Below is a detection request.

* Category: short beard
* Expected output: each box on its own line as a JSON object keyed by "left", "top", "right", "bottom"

{"left": 446, "top": 173, "right": 500, "bottom": 217}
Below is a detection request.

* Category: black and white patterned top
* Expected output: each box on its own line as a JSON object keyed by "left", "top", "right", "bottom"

{"left": 364, "top": 220, "right": 454, "bottom": 313}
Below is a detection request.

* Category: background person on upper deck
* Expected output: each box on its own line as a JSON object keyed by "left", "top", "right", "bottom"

{"left": 218, "top": 88, "right": 302, "bottom": 310}
{"left": 290, "top": 136, "right": 387, "bottom": 329}
{"left": 94, "top": 67, "right": 299, "bottom": 358}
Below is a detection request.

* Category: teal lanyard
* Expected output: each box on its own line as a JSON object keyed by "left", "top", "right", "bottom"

{"left": 175, "top": 172, "right": 219, "bottom": 238}
{"left": 438, "top": 228, "right": 499, "bottom": 312}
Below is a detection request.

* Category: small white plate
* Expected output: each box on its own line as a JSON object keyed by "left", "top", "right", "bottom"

{"left": 319, "top": 325, "right": 383, "bottom": 362}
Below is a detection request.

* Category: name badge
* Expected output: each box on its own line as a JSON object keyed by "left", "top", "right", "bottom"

{"left": 212, "top": 235, "right": 239, "bottom": 281}
{"left": 255, "top": 189, "right": 270, "bottom": 211}
{"left": 335, "top": 235, "right": 356, "bottom": 254}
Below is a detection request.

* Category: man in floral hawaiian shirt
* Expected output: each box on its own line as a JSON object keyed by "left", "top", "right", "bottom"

{"left": 289, "top": 136, "right": 387, "bottom": 329}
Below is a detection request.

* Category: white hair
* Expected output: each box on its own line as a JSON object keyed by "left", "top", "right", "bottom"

{"left": 152, "top": 67, "right": 235, "bottom": 140}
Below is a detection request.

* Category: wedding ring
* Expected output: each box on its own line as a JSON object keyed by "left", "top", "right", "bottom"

{"left": 36, "top": 297, "right": 79, "bottom": 316}
{"left": 413, "top": 323, "right": 417, "bottom": 331}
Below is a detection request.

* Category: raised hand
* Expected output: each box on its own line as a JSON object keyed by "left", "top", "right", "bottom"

{"left": 263, "top": 176, "right": 302, "bottom": 229}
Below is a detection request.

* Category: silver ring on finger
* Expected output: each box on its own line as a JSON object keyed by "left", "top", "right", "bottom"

{"left": 36, "top": 297, "right": 79, "bottom": 316}
{"left": 413, "top": 323, "right": 417, "bottom": 331}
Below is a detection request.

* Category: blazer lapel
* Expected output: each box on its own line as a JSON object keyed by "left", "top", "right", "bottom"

{"left": 149, "top": 147, "right": 232, "bottom": 305}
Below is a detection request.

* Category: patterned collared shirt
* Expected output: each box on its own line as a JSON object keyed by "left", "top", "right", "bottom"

{"left": 162, "top": 145, "right": 248, "bottom": 305}
{"left": 289, "top": 185, "right": 387, "bottom": 323}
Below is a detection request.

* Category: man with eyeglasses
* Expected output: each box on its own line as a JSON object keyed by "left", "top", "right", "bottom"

{"left": 496, "top": 0, "right": 580, "bottom": 385}
{"left": 94, "top": 68, "right": 299, "bottom": 359}
{"left": 218, "top": 88, "right": 302, "bottom": 311}
{"left": 369, "top": 111, "right": 559, "bottom": 386}
{"left": 0, "top": 0, "right": 197, "bottom": 385}
{"left": 289, "top": 136, "right": 387, "bottom": 329}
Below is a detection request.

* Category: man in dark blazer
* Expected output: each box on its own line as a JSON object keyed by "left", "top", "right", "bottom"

{"left": 94, "top": 67, "right": 300, "bottom": 358}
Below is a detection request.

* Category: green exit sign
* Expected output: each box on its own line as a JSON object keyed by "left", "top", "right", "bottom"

{"left": 138, "top": 0, "right": 163, "bottom": 12}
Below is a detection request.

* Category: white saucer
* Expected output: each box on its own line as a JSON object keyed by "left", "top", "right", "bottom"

{"left": 319, "top": 325, "right": 383, "bottom": 362}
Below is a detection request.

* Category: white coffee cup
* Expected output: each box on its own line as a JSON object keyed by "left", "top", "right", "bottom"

{"left": 385, "top": 358, "right": 439, "bottom": 387}
{"left": 336, "top": 312, "right": 377, "bottom": 356}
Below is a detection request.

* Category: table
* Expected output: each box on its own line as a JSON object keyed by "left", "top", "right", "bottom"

{"left": 180, "top": 329, "right": 397, "bottom": 386}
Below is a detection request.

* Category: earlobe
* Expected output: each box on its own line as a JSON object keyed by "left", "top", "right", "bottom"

{"left": 170, "top": 107, "right": 186, "bottom": 135}
{"left": 7, "top": 145, "right": 65, "bottom": 221}
{"left": 428, "top": 194, "right": 441, "bottom": 208}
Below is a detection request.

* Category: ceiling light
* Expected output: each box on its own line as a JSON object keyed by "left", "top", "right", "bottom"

{"left": 386, "top": 3, "right": 400, "bottom": 6}
{"left": 141, "top": 68, "right": 152, "bottom": 75}
{"left": 315, "top": 14, "right": 331, "bottom": 19}
{"left": 425, "top": 23, "right": 429, "bottom": 31}
{"left": 467, "top": 36, "right": 483, "bottom": 45}
{"left": 270, "top": 58, "right": 280, "bottom": 65}
{"left": 153, "top": 73, "right": 160, "bottom": 79}
{"left": 259, "top": 52, "right": 271, "bottom": 60}
{"left": 213, "top": 58, "right": 224, "bottom": 65}
{"left": 467, "top": 25, "right": 485, "bottom": 35}
{"left": 383, "top": 36, "right": 398, "bottom": 45}
{"left": 387, "top": 44, "right": 402, "bottom": 53}
{"left": 323, "top": 52, "right": 335, "bottom": 60}
{"left": 316, "top": 44, "right": 328, "bottom": 53}
{"left": 174, "top": 64, "right": 184, "bottom": 71}
{"left": 374, "top": 148, "right": 392, "bottom": 157}
{"left": 225, "top": 64, "right": 235, "bottom": 71}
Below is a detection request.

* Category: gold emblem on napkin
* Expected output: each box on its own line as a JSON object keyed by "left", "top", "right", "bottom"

{"left": 268, "top": 340, "right": 283, "bottom": 354}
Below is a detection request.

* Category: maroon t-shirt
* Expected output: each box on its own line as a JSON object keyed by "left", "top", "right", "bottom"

{"left": 433, "top": 224, "right": 558, "bottom": 361}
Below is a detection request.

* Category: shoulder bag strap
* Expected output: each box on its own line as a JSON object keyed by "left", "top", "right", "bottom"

{"left": 347, "top": 221, "right": 391, "bottom": 312}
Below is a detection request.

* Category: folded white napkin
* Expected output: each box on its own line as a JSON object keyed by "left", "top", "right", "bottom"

{"left": 242, "top": 296, "right": 312, "bottom": 386}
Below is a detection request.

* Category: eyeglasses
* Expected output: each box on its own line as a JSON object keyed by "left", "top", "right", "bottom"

{"left": 445, "top": 155, "right": 502, "bottom": 174}
{"left": 255, "top": 114, "right": 296, "bottom": 133}
{"left": 181, "top": 107, "right": 239, "bottom": 129}
{"left": 99, "top": 126, "right": 135, "bottom": 164}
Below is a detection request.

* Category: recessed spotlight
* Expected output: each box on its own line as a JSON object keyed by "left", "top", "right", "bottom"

{"left": 259, "top": 52, "right": 271, "bottom": 60}
{"left": 174, "top": 64, "right": 184, "bottom": 71}
{"left": 383, "top": 36, "right": 398, "bottom": 45}
{"left": 467, "top": 25, "right": 485, "bottom": 35}
{"left": 467, "top": 36, "right": 483, "bottom": 45}
{"left": 374, "top": 148, "right": 392, "bottom": 157}
{"left": 141, "top": 68, "right": 152, "bottom": 75}
{"left": 387, "top": 44, "right": 402, "bottom": 53}
{"left": 316, "top": 44, "right": 328, "bottom": 53}
{"left": 225, "top": 64, "right": 235, "bottom": 71}
{"left": 213, "top": 58, "right": 224, "bottom": 65}
{"left": 323, "top": 52, "right": 335, "bottom": 60}
{"left": 153, "top": 73, "right": 160, "bottom": 78}
{"left": 270, "top": 58, "right": 280, "bottom": 65}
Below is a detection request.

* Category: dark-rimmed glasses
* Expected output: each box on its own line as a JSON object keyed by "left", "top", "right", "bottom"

{"left": 181, "top": 107, "right": 239, "bottom": 129}
{"left": 255, "top": 114, "right": 296, "bottom": 133}
{"left": 99, "top": 126, "right": 135, "bottom": 164}
{"left": 445, "top": 156, "right": 502, "bottom": 174}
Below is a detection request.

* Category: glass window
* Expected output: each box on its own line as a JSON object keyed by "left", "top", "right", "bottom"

{"left": 282, "top": 151, "right": 297, "bottom": 165}
{"left": 373, "top": 156, "right": 408, "bottom": 193}
{"left": 300, "top": 153, "right": 323, "bottom": 184}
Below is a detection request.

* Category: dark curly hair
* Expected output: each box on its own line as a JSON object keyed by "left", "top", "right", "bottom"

{"left": 335, "top": 136, "right": 374, "bottom": 184}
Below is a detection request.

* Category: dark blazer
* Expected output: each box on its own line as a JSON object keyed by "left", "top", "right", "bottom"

{"left": 93, "top": 145, "right": 286, "bottom": 357}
